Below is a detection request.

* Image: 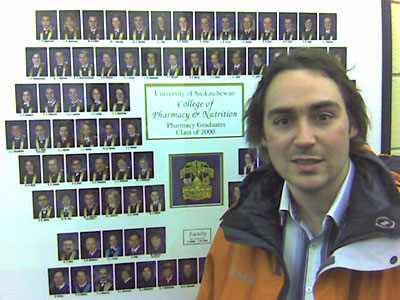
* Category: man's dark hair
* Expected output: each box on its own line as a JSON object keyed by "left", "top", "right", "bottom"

{"left": 245, "top": 48, "right": 369, "bottom": 161}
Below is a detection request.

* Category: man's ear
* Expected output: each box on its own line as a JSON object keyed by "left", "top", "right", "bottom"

{"left": 261, "top": 136, "right": 268, "bottom": 148}
{"left": 349, "top": 123, "right": 358, "bottom": 139}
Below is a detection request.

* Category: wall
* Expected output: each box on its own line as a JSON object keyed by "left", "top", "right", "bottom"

{"left": 392, "top": 1, "right": 400, "bottom": 154}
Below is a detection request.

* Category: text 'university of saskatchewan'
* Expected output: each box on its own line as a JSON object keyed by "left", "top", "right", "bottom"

{"left": 152, "top": 110, "right": 237, "bottom": 121}
{"left": 153, "top": 90, "right": 236, "bottom": 97}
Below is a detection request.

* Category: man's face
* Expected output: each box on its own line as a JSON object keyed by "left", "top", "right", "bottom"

{"left": 103, "top": 53, "right": 111, "bottom": 65}
{"left": 63, "top": 240, "right": 74, "bottom": 254}
{"left": 305, "top": 19, "right": 312, "bottom": 30}
{"left": 183, "top": 265, "right": 192, "bottom": 278}
{"left": 84, "top": 194, "right": 94, "bottom": 206}
{"left": 169, "top": 54, "right": 177, "bottom": 66}
{"left": 150, "top": 191, "right": 159, "bottom": 202}
{"left": 232, "top": 53, "right": 240, "bottom": 65}
{"left": 124, "top": 53, "right": 134, "bottom": 66}
{"left": 121, "top": 270, "right": 130, "bottom": 281}
{"left": 107, "top": 194, "right": 117, "bottom": 206}
{"left": 147, "top": 53, "right": 155, "bottom": 66}
{"left": 284, "top": 19, "right": 293, "bottom": 31}
{"left": 48, "top": 159, "right": 58, "bottom": 173}
{"left": 324, "top": 17, "right": 332, "bottom": 30}
{"left": 76, "top": 271, "right": 87, "bottom": 285}
{"left": 69, "top": 88, "right": 78, "bottom": 101}
{"left": 242, "top": 16, "right": 251, "bottom": 30}
{"left": 142, "top": 267, "right": 152, "bottom": 281}
{"left": 81, "top": 124, "right": 90, "bottom": 136}
{"left": 55, "top": 52, "right": 65, "bottom": 64}
{"left": 95, "top": 158, "right": 105, "bottom": 172}
{"left": 127, "top": 124, "right": 136, "bottom": 135}
{"left": 41, "top": 16, "right": 51, "bottom": 29}
{"left": 253, "top": 54, "right": 262, "bottom": 65}
{"left": 128, "top": 234, "right": 140, "bottom": 248}
{"left": 32, "top": 53, "right": 41, "bottom": 66}
{"left": 129, "top": 192, "right": 138, "bottom": 204}
{"left": 22, "top": 91, "right": 31, "bottom": 102}
{"left": 79, "top": 53, "right": 88, "bottom": 65}
{"left": 244, "top": 153, "right": 252, "bottom": 164}
{"left": 210, "top": 54, "right": 219, "bottom": 66}
{"left": 162, "top": 268, "right": 172, "bottom": 278}
{"left": 72, "top": 159, "right": 81, "bottom": 172}
{"left": 233, "top": 186, "right": 240, "bottom": 200}
{"left": 201, "top": 17, "right": 209, "bottom": 31}
{"left": 35, "top": 125, "right": 45, "bottom": 139}
{"left": 11, "top": 125, "right": 21, "bottom": 137}
{"left": 134, "top": 16, "right": 143, "bottom": 29}
{"left": 190, "top": 53, "right": 199, "bottom": 66}
{"left": 157, "top": 16, "right": 165, "bottom": 28}
{"left": 109, "top": 235, "right": 117, "bottom": 247}
{"left": 88, "top": 16, "right": 97, "bottom": 29}
{"left": 99, "top": 268, "right": 108, "bottom": 281}
{"left": 38, "top": 195, "right": 49, "bottom": 208}
{"left": 139, "top": 158, "right": 148, "bottom": 169}
{"left": 150, "top": 235, "right": 161, "bottom": 248}
{"left": 112, "top": 16, "right": 120, "bottom": 29}
{"left": 117, "top": 159, "right": 126, "bottom": 170}
{"left": 261, "top": 69, "right": 357, "bottom": 197}
{"left": 85, "top": 237, "right": 96, "bottom": 252}
{"left": 53, "top": 272, "right": 64, "bottom": 287}
{"left": 178, "top": 17, "right": 187, "bottom": 29}
{"left": 45, "top": 88, "right": 55, "bottom": 101}
{"left": 105, "top": 124, "right": 114, "bottom": 136}
{"left": 61, "top": 195, "right": 71, "bottom": 207}
{"left": 59, "top": 126, "right": 69, "bottom": 139}
{"left": 116, "top": 89, "right": 124, "bottom": 101}
{"left": 222, "top": 17, "right": 230, "bottom": 30}
{"left": 264, "top": 18, "right": 272, "bottom": 30}
{"left": 92, "top": 89, "right": 101, "bottom": 101}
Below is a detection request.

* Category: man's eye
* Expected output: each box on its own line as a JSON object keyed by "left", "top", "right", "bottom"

{"left": 274, "top": 118, "right": 290, "bottom": 126}
{"left": 317, "top": 113, "right": 333, "bottom": 121}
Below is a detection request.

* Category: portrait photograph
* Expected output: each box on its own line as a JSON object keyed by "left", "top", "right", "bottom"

{"left": 238, "top": 148, "right": 258, "bottom": 176}
{"left": 258, "top": 13, "right": 277, "bottom": 41}
{"left": 169, "top": 153, "right": 223, "bottom": 207}
{"left": 48, "top": 268, "right": 70, "bottom": 295}
{"left": 279, "top": 13, "right": 298, "bottom": 41}
{"left": 103, "top": 230, "right": 123, "bottom": 258}
{"left": 146, "top": 227, "right": 166, "bottom": 255}
{"left": 329, "top": 47, "right": 347, "bottom": 69}
{"left": 163, "top": 48, "right": 183, "bottom": 76}
{"left": 56, "top": 189, "right": 78, "bottom": 218}
{"left": 119, "top": 47, "right": 140, "bottom": 76}
{"left": 29, "top": 119, "right": 51, "bottom": 151}
{"left": 227, "top": 48, "right": 246, "bottom": 75}
{"left": 57, "top": 232, "right": 79, "bottom": 261}
{"left": 93, "top": 264, "right": 114, "bottom": 292}
{"left": 42, "top": 154, "right": 65, "bottom": 184}
{"left": 195, "top": 12, "right": 215, "bottom": 41}
{"left": 26, "top": 47, "right": 48, "bottom": 77}
{"left": 145, "top": 184, "right": 165, "bottom": 213}
{"left": 109, "top": 83, "right": 130, "bottom": 112}
{"left": 151, "top": 11, "right": 172, "bottom": 40}
{"left": 62, "top": 83, "right": 85, "bottom": 112}
{"left": 111, "top": 152, "right": 132, "bottom": 181}
{"left": 106, "top": 10, "right": 127, "bottom": 40}
{"left": 124, "top": 228, "right": 145, "bottom": 256}
{"left": 86, "top": 83, "right": 108, "bottom": 112}
{"left": 32, "top": 190, "right": 54, "bottom": 219}
{"left": 101, "top": 187, "right": 122, "bottom": 216}
{"left": 72, "top": 47, "right": 95, "bottom": 77}
{"left": 36, "top": 11, "right": 58, "bottom": 41}
{"left": 216, "top": 12, "right": 236, "bottom": 41}
{"left": 53, "top": 119, "right": 75, "bottom": 148}
{"left": 173, "top": 11, "right": 193, "bottom": 41}
{"left": 71, "top": 266, "right": 92, "bottom": 294}
{"left": 121, "top": 118, "right": 142, "bottom": 146}
{"left": 158, "top": 260, "right": 177, "bottom": 287}
{"left": 199, "top": 257, "right": 206, "bottom": 282}
{"left": 238, "top": 12, "right": 257, "bottom": 40}
{"left": 39, "top": 83, "right": 61, "bottom": 113}
{"left": 89, "top": 153, "right": 110, "bottom": 182}
{"left": 134, "top": 151, "right": 154, "bottom": 180}
{"left": 129, "top": 11, "right": 150, "bottom": 40}
{"left": 59, "top": 10, "right": 81, "bottom": 40}
{"left": 141, "top": 48, "right": 162, "bottom": 76}
{"left": 319, "top": 13, "right": 337, "bottom": 41}
{"left": 76, "top": 119, "right": 98, "bottom": 148}
{"left": 123, "top": 186, "right": 144, "bottom": 214}
{"left": 206, "top": 48, "right": 226, "bottom": 76}
{"left": 5, "top": 120, "right": 28, "bottom": 150}
{"left": 299, "top": 13, "right": 317, "bottom": 41}
{"left": 83, "top": 10, "right": 105, "bottom": 40}
{"left": 81, "top": 231, "right": 102, "bottom": 259}
{"left": 185, "top": 48, "right": 204, "bottom": 76}
{"left": 95, "top": 47, "right": 117, "bottom": 77}
{"left": 66, "top": 154, "right": 88, "bottom": 183}
{"left": 99, "top": 118, "right": 120, "bottom": 147}
{"left": 137, "top": 261, "right": 156, "bottom": 288}
{"left": 178, "top": 258, "right": 198, "bottom": 285}
{"left": 79, "top": 188, "right": 100, "bottom": 217}
{"left": 228, "top": 181, "right": 241, "bottom": 208}
{"left": 15, "top": 84, "right": 38, "bottom": 114}
{"left": 49, "top": 47, "right": 72, "bottom": 77}
{"left": 268, "top": 47, "right": 287, "bottom": 65}
{"left": 115, "top": 263, "right": 135, "bottom": 290}
{"left": 248, "top": 48, "right": 267, "bottom": 76}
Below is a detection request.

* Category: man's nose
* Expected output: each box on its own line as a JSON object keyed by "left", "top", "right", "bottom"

{"left": 294, "top": 120, "right": 316, "bottom": 148}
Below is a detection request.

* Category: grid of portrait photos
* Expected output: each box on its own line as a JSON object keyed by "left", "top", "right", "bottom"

{"left": 3, "top": 8, "right": 345, "bottom": 297}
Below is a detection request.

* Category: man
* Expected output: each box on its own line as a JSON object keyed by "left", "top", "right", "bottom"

{"left": 59, "top": 238, "right": 78, "bottom": 261}
{"left": 208, "top": 51, "right": 224, "bottom": 76}
{"left": 144, "top": 52, "right": 158, "bottom": 76}
{"left": 69, "top": 157, "right": 86, "bottom": 183}
{"left": 86, "top": 15, "right": 103, "bottom": 40}
{"left": 66, "top": 87, "right": 84, "bottom": 112}
{"left": 229, "top": 50, "right": 245, "bottom": 75}
{"left": 42, "top": 87, "right": 61, "bottom": 113}
{"left": 166, "top": 53, "right": 182, "bottom": 76}
{"left": 188, "top": 52, "right": 203, "bottom": 76}
{"left": 124, "top": 121, "right": 141, "bottom": 146}
{"left": 29, "top": 52, "right": 46, "bottom": 77}
{"left": 132, "top": 14, "right": 148, "bottom": 40}
{"left": 197, "top": 15, "right": 214, "bottom": 41}
{"left": 77, "top": 50, "right": 93, "bottom": 77}
{"left": 109, "top": 15, "right": 125, "bottom": 40}
{"left": 153, "top": 15, "right": 170, "bottom": 40}
{"left": 180, "top": 261, "right": 197, "bottom": 285}
{"left": 138, "top": 265, "right": 155, "bottom": 288}
{"left": 17, "top": 89, "right": 37, "bottom": 113}
{"left": 137, "top": 156, "right": 152, "bottom": 180}
{"left": 74, "top": 269, "right": 91, "bottom": 293}
{"left": 219, "top": 15, "right": 234, "bottom": 40}
{"left": 159, "top": 262, "right": 176, "bottom": 286}
{"left": 84, "top": 236, "right": 101, "bottom": 259}
{"left": 95, "top": 267, "right": 113, "bottom": 291}
{"left": 320, "top": 16, "right": 336, "bottom": 40}
{"left": 242, "top": 152, "right": 255, "bottom": 175}
{"left": 121, "top": 52, "right": 138, "bottom": 76}
{"left": 56, "top": 123, "right": 74, "bottom": 148}
{"left": 46, "top": 157, "right": 64, "bottom": 183}
{"left": 126, "top": 232, "right": 144, "bottom": 255}
{"left": 251, "top": 51, "right": 266, "bottom": 76}
{"left": 102, "top": 122, "right": 119, "bottom": 147}
{"left": 104, "top": 234, "right": 122, "bottom": 257}
{"left": 116, "top": 266, "right": 135, "bottom": 290}
{"left": 198, "top": 49, "right": 400, "bottom": 299}
{"left": 50, "top": 271, "right": 69, "bottom": 295}
{"left": 37, "top": 193, "right": 53, "bottom": 219}
{"left": 39, "top": 14, "right": 56, "bottom": 40}
{"left": 59, "top": 194, "right": 75, "bottom": 218}
{"left": 126, "top": 189, "right": 142, "bottom": 214}
{"left": 281, "top": 17, "right": 297, "bottom": 41}
{"left": 301, "top": 17, "right": 315, "bottom": 41}
{"left": 148, "top": 189, "right": 164, "bottom": 213}
{"left": 10, "top": 124, "right": 27, "bottom": 150}
{"left": 114, "top": 156, "right": 131, "bottom": 180}
{"left": 176, "top": 15, "right": 192, "bottom": 41}
{"left": 239, "top": 14, "right": 255, "bottom": 40}
{"left": 260, "top": 17, "right": 276, "bottom": 41}
{"left": 82, "top": 191, "right": 98, "bottom": 217}
{"left": 91, "top": 156, "right": 109, "bottom": 181}
{"left": 33, "top": 123, "right": 50, "bottom": 150}
{"left": 100, "top": 52, "right": 116, "bottom": 76}
{"left": 53, "top": 50, "right": 71, "bottom": 77}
